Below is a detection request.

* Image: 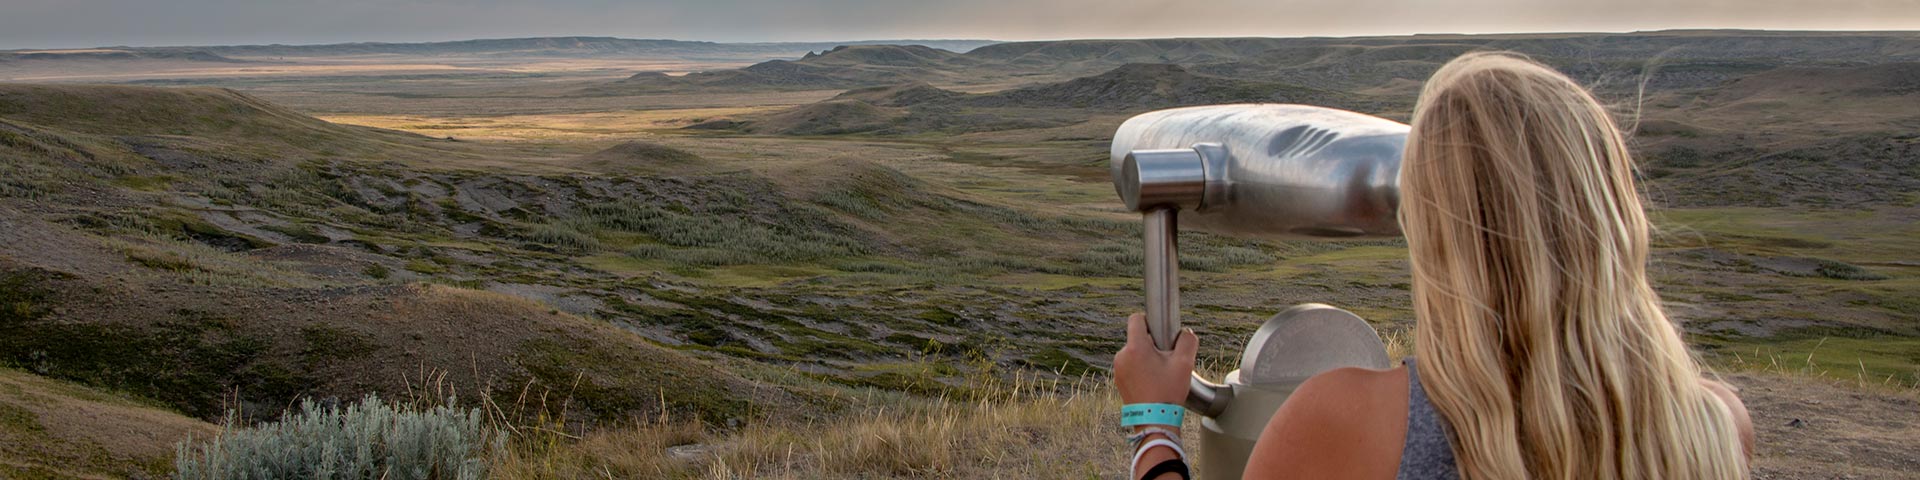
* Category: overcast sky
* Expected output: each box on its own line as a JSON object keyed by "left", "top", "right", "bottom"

{"left": 3, "top": 0, "right": 1917, "bottom": 49}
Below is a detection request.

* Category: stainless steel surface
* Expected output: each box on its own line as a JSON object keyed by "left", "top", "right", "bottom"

{"left": 1111, "top": 104, "right": 1411, "bottom": 239}
{"left": 1238, "top": 304, "right": 1392, "bottom": 384}
{"left": 1142, "top": 209, "right": 1180, "bottom": 351}
{"left": 1185, "top": 373, "right": 1233, "bottom": 418}
{"left": 1119, "top": 149, "right": 1206, "bottom": 211}
{"left": 1199, "top": 305, "right": 1391, "bottom": 480}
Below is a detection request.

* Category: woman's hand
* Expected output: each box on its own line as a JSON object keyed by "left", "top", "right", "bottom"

{"left": 1112, "top": 313, "right": 1199, "bottom": 406}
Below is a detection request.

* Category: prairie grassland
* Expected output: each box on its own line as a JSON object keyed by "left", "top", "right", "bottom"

{"left": 255, "top": 86, "right": 843, "bottom": 116}
{"left": 488, "top": 329, "right": 1915, "bottom": 480}
{"left": 491, "top": 331, "right": 1286, "bottom": 480}
{"left": 494, "top": 372, "right": 1135, "bottom": 480}
{"left": 527, "top": 368, "right": 1916, "bottom": 480}
{"left": 1, "top": 54, "right": 756, "bottom": 83}
{"left": 310, "top": 85, "right": 1918, "bottom": 390}
{"left": 319, "top": 107, "right": 784, "bottom": 142}
{"left": 0, "top": 367, "right": 214, "bottom": 479}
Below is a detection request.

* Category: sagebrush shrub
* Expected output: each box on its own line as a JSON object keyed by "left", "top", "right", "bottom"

{"left": 174, "top": 395, "right": 501, "bottom": 480}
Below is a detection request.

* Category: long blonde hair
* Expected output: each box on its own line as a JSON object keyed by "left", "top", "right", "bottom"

{"left": 1400, "top": 52, "right": 1745, "bottom": 479}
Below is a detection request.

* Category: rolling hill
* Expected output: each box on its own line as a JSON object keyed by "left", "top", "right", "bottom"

{"left": 721, "top": 63, "right": 1380, "bottom": 135}
{"left": 599, "top": 30, "right": 1920, "bottom": 95}
{"left": 0, "top": 84, "right": 809, "bottom": 429}
{"left": 0, "top": 83, "right": 1205, "bottom": 432}
{"left": 11, "top": 37, "right": 998, "bottom": 60}
{"left": 0, "top": 30, "right": 1916, "bottom": 479}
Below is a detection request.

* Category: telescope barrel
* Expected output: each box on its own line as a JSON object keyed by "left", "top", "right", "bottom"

{"left": 1111, "top": 104, "right": 1411, "bottom": 240}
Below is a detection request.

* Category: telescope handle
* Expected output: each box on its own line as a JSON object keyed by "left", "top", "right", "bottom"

{"left": 1144, "top": 208, "right": 1237, "bottom": 416}
{"left": 1143, "top": 208, "right": 1180, "bottom": 350}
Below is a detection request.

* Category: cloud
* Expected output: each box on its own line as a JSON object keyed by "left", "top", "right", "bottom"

{"left": 1, "top": 0, "right": 1915, "bottom": 49}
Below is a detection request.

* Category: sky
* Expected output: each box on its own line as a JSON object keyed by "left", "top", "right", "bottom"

{"left": 2, "top": 0, "right": 1918, "bottom": 49}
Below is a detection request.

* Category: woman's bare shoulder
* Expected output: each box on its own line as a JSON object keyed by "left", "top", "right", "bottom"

{"left": 1296, "top": 366, "right": 1408, "bottom": 408}
{"left": 1242, "top": 366, "right": 1409, "bottom": 479}
{"left": 1700, "top": 378, "right": 1756, "bottom": 457}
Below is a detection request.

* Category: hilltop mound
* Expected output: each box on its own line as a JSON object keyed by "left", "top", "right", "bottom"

{"left": 744, "top": 100, "right": 897, "bottom": 135}
{"left": 661, "top": 59, "right": 924, "bottom": 90}
{"left": 982, "top": 63, "right": 1346, "bottom": 109}
{"left": 0, "top": 84, "right": 427, "bottom": 159}
{"left": 600, "top": 44, "right": 981, "bottom": 93}
{"left": 965, "top": 38, "right": 1290, "bottom": 68}
{"left": 575, "top": 140, "right": 706, "bottom": 172}
{"left": 624, "top": 71, "right": 670, "bottom": 81}
{"left": 830, "top": 82, "right": 966, "bottom": 107}
{"left": 767, "top": 158, "right": 927, "bottom": 199}
{"left": 801, "top": 44, "right": 971, "bottom": 68}
{"left": 0, "top": 84, "right": 330, "bottom": 135}
{"left": 768, "top": 158, "right": 954, "bottom": 223}
{"left": 988, "top": 63, "right": 1222, "bottom": 108}
{"left": 612, "top": 46, "right": 962, "bottom": 92}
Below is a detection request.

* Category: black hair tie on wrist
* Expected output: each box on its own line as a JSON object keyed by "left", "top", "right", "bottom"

{"left": 1140, "top": 458, "right": 1191, "bottom": 480}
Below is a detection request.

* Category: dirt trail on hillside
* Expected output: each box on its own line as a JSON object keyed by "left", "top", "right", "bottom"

{"left": 1733, "top": 372, "right": 1920, "bottom": 479}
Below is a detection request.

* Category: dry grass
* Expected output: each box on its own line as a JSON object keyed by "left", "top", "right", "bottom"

{"left": 492, "top": 326, "right": 1410, "bottom": 480}
{"left": 494, "top": 373, "right": 1133, "bottom": 480}
{"left": 0, "top": 368, "right": 215, "bottom": 479}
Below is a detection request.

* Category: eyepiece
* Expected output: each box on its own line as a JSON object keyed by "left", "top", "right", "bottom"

{"left": 1118, "top": 148, "right": 1207, "bottom": 212}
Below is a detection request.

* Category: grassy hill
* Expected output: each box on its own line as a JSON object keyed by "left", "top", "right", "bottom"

{"left": 596, "top": 30, "right": 1920, "bottom": 96}
{"left": 609, "top": 46, "right": 979, "bottom": 93}
{"left": 6, "top": 38, "right": 999, "bottom": 61}
{"left": 2, "top": 31, "right": 1917, "bottom": 479}
{"left": 713, "top": 63, "right": 1388, "bottom": 135}
{"left": 0, "top": 85, "right": 813, "bottom": 429}
{"left": 0, "top": 84, "right": 1267, "bottom": 431}
{"left": 0, "top": 367, "right": 213, "bottom": 478}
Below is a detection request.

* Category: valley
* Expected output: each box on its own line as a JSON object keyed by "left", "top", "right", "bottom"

{"left": 0, "top": 30, "right": 1916, "bottom": 478}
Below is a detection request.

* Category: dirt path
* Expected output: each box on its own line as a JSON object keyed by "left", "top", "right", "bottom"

{"left": 1732, "top": 372, "right": 1920, "bottom": 479}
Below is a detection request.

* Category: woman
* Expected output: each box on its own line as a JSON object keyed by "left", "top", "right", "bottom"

{"left": 1113, "top": 52, "right": 1755, "bottom": 480}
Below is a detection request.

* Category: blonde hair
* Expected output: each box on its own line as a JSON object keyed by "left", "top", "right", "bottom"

{"left": 1400, "top": 52, "right": 1745, "bottom": 479}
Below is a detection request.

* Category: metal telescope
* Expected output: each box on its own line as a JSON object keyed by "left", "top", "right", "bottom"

{"left": 1111, "top": 104, "right": 1407, "bottom": 478}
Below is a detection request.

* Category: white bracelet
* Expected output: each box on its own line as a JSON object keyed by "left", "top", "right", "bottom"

{"left": 1130, "top": 437, "right": 1187, "bottom": 479}
{"left": 1127, "top": 426, "right": 1182, "bottom": 449}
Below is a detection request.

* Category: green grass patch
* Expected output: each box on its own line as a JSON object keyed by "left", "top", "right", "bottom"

{"left": 404, "top": 258, "right": 447, "bottom": 274}
{"left": 1705, "top": 333, "right": 1920, "bottom": 387}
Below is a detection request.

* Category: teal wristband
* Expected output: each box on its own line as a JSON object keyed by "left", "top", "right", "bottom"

{"left": 1120, "top": 403, "right": 1186, "bottom": 427}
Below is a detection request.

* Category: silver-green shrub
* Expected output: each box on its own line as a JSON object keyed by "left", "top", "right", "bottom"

{"left": 174, "top": 395, "right": 500, "bottom": 480}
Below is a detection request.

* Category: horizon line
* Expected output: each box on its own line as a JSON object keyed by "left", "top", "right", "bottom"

{"left": 8, "top": 27, "right": 1918, "bottom": 52}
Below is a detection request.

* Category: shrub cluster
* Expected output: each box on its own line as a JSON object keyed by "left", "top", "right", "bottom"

{"left": 174, "top": 395, "right": 500, "bottom": 480}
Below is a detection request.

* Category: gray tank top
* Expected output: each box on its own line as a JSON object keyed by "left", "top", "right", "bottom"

{"left": 1397, "top": 358, "right": 1462, "bottom": 480}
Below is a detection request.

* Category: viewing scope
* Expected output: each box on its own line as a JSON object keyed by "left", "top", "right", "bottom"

{"left": 1110, "top": 104, "right": 1408, "bottom": 478}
